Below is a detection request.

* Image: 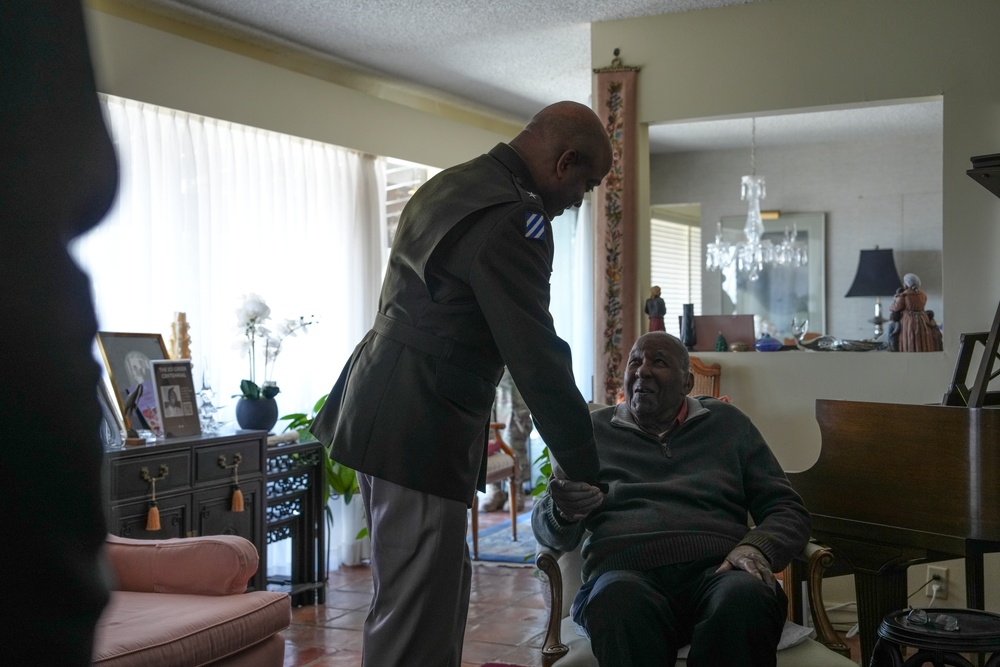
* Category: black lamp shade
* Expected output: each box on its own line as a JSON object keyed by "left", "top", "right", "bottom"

{"left": 845, "top": 248, "right": 903, "bottom": 297}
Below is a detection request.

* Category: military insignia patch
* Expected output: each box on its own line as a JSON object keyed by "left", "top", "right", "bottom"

{"left": 525, "top": 212, "right": 545, "bottom": 239}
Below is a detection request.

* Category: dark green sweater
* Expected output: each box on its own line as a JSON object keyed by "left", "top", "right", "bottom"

{"left": 532, "top": 397, "right": 811, "bottom": 583}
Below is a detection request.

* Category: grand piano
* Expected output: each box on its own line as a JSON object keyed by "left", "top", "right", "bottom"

{"left": 788, "top": 399, "right": 1000, "bottom": 664}
{"left": 788, "top": 155, "right": 1000, "bottom": 665}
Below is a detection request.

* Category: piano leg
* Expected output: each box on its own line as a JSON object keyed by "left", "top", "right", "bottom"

{"left": 854, "top": 565, "right": 908, "bottom": 667}
{"left": 966, "top": 541, "right": 988, "bottom": 611}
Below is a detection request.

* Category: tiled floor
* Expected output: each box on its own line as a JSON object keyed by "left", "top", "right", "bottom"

{"left": 282, "top": 498, "right": 548, "bottom": 667}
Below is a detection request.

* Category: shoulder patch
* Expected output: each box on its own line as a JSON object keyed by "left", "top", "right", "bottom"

{"left": 525, "top": 211, "right": 546, "bottom": 239}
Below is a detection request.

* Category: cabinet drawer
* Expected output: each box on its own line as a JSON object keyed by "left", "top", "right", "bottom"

{"left": 109, "top": 450, "right": 191, "bottom": 502}
{"left": 111, "top": 496, "right": 191, "bottom": 539}
{"left": 194, "top": 438, "right": 263, "bottom": 485}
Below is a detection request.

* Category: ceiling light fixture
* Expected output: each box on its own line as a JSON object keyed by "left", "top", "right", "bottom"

{"left": 706, "top": 118, "right": 807, "bottom": 281}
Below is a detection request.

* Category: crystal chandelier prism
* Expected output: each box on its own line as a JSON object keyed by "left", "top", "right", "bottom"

{"left": 705, "top": 118, "right": 807, "bottom": 281}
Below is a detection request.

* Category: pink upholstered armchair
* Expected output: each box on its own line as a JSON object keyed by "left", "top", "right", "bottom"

{"left": 93, "top": 534, "right": 291, "bottom": 666}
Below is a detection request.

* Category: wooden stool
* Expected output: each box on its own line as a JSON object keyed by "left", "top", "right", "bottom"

{"left": 870, "top": 608, "right": 1000, "bottom": 666}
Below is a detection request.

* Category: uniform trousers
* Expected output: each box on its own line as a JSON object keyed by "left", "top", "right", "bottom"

{"left": 572, "top": 556, "right": 787, "bottom": 667}
{"left": 358, "top": 473, "right": 472, "bottom": 667}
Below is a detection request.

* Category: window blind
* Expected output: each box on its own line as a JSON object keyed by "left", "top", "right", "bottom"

{"left": 650, "top": 217, "right": 702, "bottom": 329}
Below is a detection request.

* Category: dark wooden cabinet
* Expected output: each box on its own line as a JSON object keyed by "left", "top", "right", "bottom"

{"left": 103, "top": 429, "right": 268, "bottom": 591}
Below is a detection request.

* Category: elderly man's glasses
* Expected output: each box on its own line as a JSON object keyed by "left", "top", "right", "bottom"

{"left": 906, "top": 608, "right": 960, "bottom": 631}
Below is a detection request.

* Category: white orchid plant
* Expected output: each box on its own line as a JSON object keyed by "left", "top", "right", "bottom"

{"left": 235, "top": 293, "right": 316, "bottom": 400}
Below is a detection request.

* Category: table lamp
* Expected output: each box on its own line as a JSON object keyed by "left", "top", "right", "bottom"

{"left": 845, "top": 247, "right": 903, "bottom": 338}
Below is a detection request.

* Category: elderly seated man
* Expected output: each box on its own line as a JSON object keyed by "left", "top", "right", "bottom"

{"left": 532, "top": 332, "right": 810, "bottom": 667}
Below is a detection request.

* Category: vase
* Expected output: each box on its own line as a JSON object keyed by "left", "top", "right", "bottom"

{"left": 679, "top": 304, "right": 697, "bottom": 350}
{"left": 754, "top": 333, "right": 783, "bottom": 352}
{"left": 235, "top": 396, "right": 278, "bottom": 432}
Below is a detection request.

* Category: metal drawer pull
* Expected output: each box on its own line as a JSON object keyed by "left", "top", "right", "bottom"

{"left": 218, "top": 453, "right": 245, "bottom": 512}
{"left": 139, "top": 465, "right": 168, "bottom": 531}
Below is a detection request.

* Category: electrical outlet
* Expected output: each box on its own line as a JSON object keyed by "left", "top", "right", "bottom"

{"left": 926, "top": 565, "right": 949, "bottom": 599}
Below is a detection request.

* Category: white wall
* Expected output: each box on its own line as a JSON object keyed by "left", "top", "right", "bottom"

{"left": 651, "top": 131, "right": 943, "bottom": 340}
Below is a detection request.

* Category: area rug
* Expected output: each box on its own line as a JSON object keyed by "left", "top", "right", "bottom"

{"left": 470, "top": 511, "right": 536, "bottom": 564}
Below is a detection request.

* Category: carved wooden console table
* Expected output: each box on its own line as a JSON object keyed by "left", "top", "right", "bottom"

{"left": 265, "top": 439, "right": 326, "bottom": 606}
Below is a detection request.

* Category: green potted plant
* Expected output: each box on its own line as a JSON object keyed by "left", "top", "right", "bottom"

{"left": 530, "top": 446, "right": 552, "bottom": 498}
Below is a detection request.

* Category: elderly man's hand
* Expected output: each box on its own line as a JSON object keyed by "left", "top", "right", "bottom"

{"left": 547, "top": 477, "right": 604, "bottom": 522}
{"left": 715, "top": 544, "right": 776, "bottom": 589}
{"left": 548, "top": 461, "right": 605, "bottom": 522}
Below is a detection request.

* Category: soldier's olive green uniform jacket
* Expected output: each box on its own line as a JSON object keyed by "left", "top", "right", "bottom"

{"left": 311, "top": 143, "right": 600, "bottom": 505}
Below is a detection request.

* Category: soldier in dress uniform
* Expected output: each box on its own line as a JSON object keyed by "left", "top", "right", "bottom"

{"left": 311, "top": 101, "right": 612, "bottom": 666}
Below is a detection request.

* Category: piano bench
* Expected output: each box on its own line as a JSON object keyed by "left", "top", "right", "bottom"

{"left": 871, "top": 607, "right": 1000, "bottom": 666}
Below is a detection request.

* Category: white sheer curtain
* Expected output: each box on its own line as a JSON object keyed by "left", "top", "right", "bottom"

{"left": 71, "top": 94, "right": 384, "bottom": 567}
{"left": 550, "top": 200, "right": 595, "bottom": 401}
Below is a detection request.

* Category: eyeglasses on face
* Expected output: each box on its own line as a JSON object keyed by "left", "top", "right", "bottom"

{"left": 906, "top": 608, "right": 960, "bottom": 632}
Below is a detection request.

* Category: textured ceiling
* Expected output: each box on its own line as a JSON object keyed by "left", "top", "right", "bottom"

{"left": 141, "top": 0, "right": 753, "bottom": 120}
{"left": 141, "top": 0, "right": 942, "bottom": 153}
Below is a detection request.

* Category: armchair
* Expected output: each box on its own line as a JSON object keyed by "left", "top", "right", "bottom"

{"left": 688, "top": 355, "right": 721, "bottom": 398}
{"left": 93, "top": 534, "right": 291, "bottom": 666}
{"left": 535, "top": 540, "right": 856, "bottom": 667}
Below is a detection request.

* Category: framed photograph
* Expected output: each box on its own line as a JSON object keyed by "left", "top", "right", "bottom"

{"left": 151, "top": 359, "right": 202, "bottom": 438}
{"left": 95, "top": 331, "right": 169, "bottom": 435}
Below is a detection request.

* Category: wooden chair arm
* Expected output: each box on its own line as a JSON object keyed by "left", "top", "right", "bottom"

{"left": 536, "top": 547, "right": 569, "bottom": 667}
{"left": 784, "top": 541, "right": 851, "bottom": 658}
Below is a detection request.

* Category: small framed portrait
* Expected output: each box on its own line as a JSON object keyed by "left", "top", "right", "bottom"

{"left": 151, "top": 359, "right": 202, "bottom": 438}
{"left": 95, "top": 331, "right": 169, "bottom": 435}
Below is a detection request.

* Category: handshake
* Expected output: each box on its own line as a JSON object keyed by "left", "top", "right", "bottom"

{"left": 547, "top": 463, "right": 606, "bottom": 522}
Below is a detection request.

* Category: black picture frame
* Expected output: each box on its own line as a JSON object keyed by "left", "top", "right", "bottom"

{"left": 95, "top": 331, "right": 169, "bottom": 435}
{"left": 151, "top": 359, "right": 202, "bottom": 438}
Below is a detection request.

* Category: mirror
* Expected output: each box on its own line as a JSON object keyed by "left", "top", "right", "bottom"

{"left": 718, "top": 213, "right": 825, "bottom": 341}
{"left": 648, "top": 99, "right": 942, "bottom": 340}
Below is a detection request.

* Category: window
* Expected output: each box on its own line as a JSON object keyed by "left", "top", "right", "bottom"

{"left": 383, "top": 157, "right": 441, "bottom": 248}
{"left": 650, "top": 209, "right": 702, "bottom": 328}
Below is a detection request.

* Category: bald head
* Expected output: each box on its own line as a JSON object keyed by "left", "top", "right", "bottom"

{"left": 509, "top": 101, "right": 613, "bottom": 218}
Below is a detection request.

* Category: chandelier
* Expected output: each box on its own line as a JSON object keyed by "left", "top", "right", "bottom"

{"left": 705, "top": 118, "right": 807, "bottom": 281}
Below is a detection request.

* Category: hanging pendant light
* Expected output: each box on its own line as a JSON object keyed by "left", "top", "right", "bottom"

{"left": 706, "top": 117, "right": 807, "bottom": 281}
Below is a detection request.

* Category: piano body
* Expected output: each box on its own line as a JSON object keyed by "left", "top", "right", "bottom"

{"left": 787, "top": 400, "right": 1000, "bottom": 665}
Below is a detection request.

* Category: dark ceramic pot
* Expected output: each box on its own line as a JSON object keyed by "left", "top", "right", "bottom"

{"left": 235, "top": 397, "right": 278, "bottom": 432}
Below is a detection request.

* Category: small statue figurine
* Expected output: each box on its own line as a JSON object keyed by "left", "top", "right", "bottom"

{"left": 645, "top": 285, "right": 666, "bottom": 332}
{"left": 715, "top": 331, "right": 729, "bottom": 352}
{"left": 886, "top": 308, "right": 902, "bottom": 352}
{"left": 170, "top": 311, "right": 192, "bottom": 359}
{"left": 888, "top": 273, "right": 941, "bottom": 352}
{"left": 122, "top": 384, "right": 147, "bottom": 446}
